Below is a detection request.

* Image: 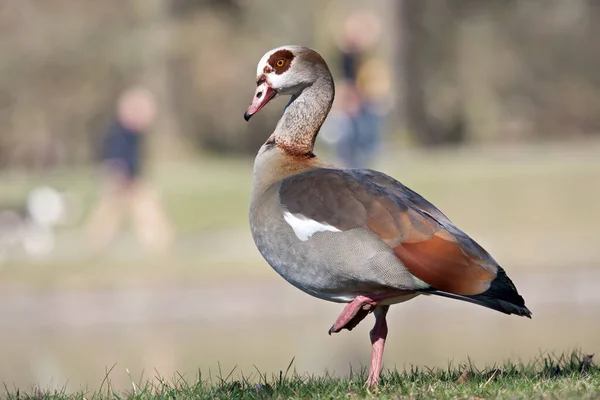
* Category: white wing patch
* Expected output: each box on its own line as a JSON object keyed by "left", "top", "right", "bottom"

{"left": 283, "top": 211, "right": 341, "bottom": 241}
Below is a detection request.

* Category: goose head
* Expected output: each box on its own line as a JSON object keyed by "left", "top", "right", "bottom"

{"left": 244, "top": 45, "right": 331, "bottom": 121}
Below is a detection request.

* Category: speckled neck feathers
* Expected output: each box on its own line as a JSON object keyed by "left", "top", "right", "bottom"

{"left": 270, "top": 71, "right": 334, "bottom": 156}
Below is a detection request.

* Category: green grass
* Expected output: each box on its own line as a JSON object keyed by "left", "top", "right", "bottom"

{"left": 6, "top": 351, "right": 599, "bottom": 399}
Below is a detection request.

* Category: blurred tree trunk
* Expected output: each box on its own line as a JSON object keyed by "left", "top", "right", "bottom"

{"left": 399, "top": 0, "right": 466, "bottom": 146}
{"left": 400, "top": 0, "right": 433, "bottom": 145}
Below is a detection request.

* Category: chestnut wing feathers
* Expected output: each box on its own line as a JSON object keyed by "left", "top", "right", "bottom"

{"left": 278, "top": 168, "right": 531, "bottom": 317}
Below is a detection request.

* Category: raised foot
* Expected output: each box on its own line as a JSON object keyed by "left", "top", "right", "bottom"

{"left": 328, "top": 295, "right": 378, "bottom": 335}
{"left": 328, "top": 291, "right": 413, "bottom": 335}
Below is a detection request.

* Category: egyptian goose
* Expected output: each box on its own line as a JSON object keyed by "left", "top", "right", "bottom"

{"left": 245, "top": 45, "right": 531, "bottom": 387}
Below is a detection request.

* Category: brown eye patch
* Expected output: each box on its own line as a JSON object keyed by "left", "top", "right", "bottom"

{"left": 267, "top": 49, "right": 294, "bottom": 74}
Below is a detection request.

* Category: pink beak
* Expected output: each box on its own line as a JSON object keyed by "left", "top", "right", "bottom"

{"left": 244, "top": 82, "right": 277, "bottom": 121}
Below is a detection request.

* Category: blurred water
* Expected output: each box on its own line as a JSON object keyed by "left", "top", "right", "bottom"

{"left": 0, "top": 268, "right": 598, "bottom": 393}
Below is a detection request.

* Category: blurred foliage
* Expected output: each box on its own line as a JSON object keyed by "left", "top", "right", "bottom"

{"left": 400, "top": 0, "right": 600, "bottom": 145}
{"left": 0, "top": 0, "right": 599, "bottom": 168}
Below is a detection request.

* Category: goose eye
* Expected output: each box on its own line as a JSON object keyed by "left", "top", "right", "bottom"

{"left": 276, "top": 59, "right": 285, "bottom": 67}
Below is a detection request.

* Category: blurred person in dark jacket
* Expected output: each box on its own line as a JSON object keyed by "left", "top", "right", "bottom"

{"left": 85, "top": 86, "right": 173, "bottom": 254}
{"left": 323, "top": 12, "right": 390, "bottom": 169}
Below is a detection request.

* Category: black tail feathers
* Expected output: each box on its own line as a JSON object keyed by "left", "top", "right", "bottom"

{"left": 422, "top": 266, "right": 532, "bottom": 318}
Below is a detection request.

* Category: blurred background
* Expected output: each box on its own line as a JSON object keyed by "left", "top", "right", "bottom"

{"left": 1, "top": 0, "right": 599, "bottom": 393}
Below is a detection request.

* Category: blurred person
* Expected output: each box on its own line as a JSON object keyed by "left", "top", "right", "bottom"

{"left": 326, "top": 11, "right": 390, "bottom": 169}
{"left": 85, "top": 86, "right": 173, "bottom": 255}
{"left": 331, "top": 79, "right": 386, "bottom": 169}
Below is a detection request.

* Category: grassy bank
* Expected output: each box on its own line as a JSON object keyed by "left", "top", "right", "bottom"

{"left": 7, "top": 351, "right": 599, "bottom": 399}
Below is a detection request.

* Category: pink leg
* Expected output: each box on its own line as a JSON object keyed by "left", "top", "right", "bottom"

{"left": 366, "top": 305, "right": 389, "bottom": 387}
